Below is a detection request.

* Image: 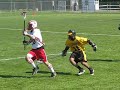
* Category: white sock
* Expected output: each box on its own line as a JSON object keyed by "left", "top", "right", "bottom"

{"left": 31, "top": 62, "right": 36, "bottom": 68}
{"left": 48, "top": 64, "right": 55, "bottom": 73}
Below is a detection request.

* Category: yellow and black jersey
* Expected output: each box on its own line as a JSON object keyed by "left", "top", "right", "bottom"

{"left": 65, "top": 36, "right": 88, "bottom": 52}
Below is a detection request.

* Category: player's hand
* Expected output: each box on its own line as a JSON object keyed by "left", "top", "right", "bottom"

{"left": 23, "top": 40, "right": 29, "bottom": 45}
{"left": 23, "top": 30, "right": 28, "bottom": 36}
{"left": 61, "top": 50, "right": 67, "bottom": 56}
{"left": 42, "top": 42, "right": 45, "bottom": 46}
{"left": 92, "top": 44, "right": 97, "bottom": 52}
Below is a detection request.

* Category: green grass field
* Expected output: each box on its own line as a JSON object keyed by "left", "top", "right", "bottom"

{"left": 0, "top": 12, "right": 120, "bottom": 90}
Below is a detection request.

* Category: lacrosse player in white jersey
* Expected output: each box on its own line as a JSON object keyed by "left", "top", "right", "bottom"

{"left": 23, "top": 20, "right": 56, "bottom": 77}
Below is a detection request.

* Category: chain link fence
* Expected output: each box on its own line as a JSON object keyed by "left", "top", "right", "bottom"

{"left": 0, "top": 1, "right": 120, "bottom": 12}
{"left": 0, "top": 1, "right": 67, "bottom": 11}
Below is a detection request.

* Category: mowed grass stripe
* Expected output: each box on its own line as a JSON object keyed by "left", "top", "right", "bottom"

{"left": 0, "top": 27, "right": 120, "bottom": 37}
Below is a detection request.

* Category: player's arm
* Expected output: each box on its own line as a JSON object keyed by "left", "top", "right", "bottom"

{"left": 23, "top": 38, "right": 34, "bottom": 45}
{"left": 23, "top": 30, "right": 35, "bottom": 45}
{"left": 62, "top": 46, "right": 69, "bottom": 56}
{"left": 23, "top": 30, "right": 35, "bottom": 40}
{"left": 87, "top": 40, "right": 97, "bottom": 51}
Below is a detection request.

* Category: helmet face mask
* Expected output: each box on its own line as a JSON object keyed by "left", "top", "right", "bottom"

{"left": 27, "top": 23, "right": 33, "bottom": 30}
{"left": 68, "top": 35, "right": 75, "bottom": 40}
{"left": 68, "top": 30, "right": 76, "bottom": 40}
{"left": 28, "top": 20, "right": 37, "bottom": 30}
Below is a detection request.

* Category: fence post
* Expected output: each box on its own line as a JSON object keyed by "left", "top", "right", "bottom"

{"left": 40, "top": 1, "right": 42, "bottom": 11}
{"left": 107, "top": 4, "right": 108, "bottom": 11}
{"left": 10, "top": 0, "right": 12, "bottom": 12}
{"left": 52, "top": 0, "right": 55, "bottom": 10}
{"left": 26, "top": 1, "right": 28, "bottom": 10}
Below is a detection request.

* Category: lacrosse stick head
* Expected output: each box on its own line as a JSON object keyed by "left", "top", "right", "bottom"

{"left": 21, "top": 11, "right": 27, "bottom": 19}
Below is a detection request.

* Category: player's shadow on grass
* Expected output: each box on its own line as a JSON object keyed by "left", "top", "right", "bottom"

{"left": 0, "top": 75, "right": 31, "bottom": 78}
{"left": 26, "top": 71, "right": 72, "bottom": 75}
{"left": 89, "top": 59, "right": 120, "bottom": 62}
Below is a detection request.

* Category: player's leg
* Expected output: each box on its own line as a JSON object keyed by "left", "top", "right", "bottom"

{"left": 81, "top": 51, "right": 94, "bottom": 75}
{"left": 81, "top": 61, "right": 94, "bottom": 75}
{"left": 69, "top": 53, "right": 85, "bottom": 75}
{"left": 38, "top": 49, "right": 56, "bottom": 77}
{"left": 44, "top": 61, "right": 56, "bottom": 77}
{"left": 25, "top": 51, "right": 39, "bottom": 75}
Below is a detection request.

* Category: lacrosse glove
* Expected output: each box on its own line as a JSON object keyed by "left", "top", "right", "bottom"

{"left": 23, "top": 40, "right": 29, "bottom": 45}
{"left": 92, "top": 44, "right": 97, "bottom": 52}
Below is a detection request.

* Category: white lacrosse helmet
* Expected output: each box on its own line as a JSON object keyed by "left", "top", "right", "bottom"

{"left": 29, "top": 20, "right": 37, "bottom": 29}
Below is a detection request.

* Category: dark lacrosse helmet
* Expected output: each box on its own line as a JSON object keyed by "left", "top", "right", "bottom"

{"left": 68, "top": 30, "right": 76, "bottom": 40}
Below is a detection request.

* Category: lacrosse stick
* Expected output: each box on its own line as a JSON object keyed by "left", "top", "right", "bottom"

{"left": 21, "top": 11, "right": 27, "bottom": 50}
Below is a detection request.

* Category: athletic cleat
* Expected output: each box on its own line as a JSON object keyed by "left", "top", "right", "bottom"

{"left": 51, "top": 72, "right": 57, "bottom": 77}
{"left": 90, "top": 69, "right": 94, "bottom": 75}
{"left": 32, "top": 67, "right": 39, "bottom": 75}
{"left": 78, "top": 70, "right": 85, "bottom": 76}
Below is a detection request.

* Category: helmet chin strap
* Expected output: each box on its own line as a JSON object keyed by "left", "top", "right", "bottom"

{"left": 30, "top": 30, "right": 33, "bottom": 33}
{"left": 68, "top": 36, "right": 75, "bottom": 41}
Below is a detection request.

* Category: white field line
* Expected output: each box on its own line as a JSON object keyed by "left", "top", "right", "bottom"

{"left": 0, "top": 52, "right": 71, "bottom": 61}
{"left": 0, "top": 28, "right": 120, "bottom": 37}
{"left": 0, "top": 57, "right": 24, "bottom": 61}
{"left": 0, "top": 28, "right": 21, "bottom": 30}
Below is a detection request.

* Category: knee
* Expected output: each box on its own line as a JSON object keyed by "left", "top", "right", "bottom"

{"left": 25, "top": 56, "right": 30, "bottom": 63}
{"left": 81, "top": 61, "right": 87, "bottom": 65}
{"left": 25, "top": 54, "right": 33, "bottom": 63}
{"left": 69, "top": 58, "right": 76, "bottom": 65}
{"left": 69, "top": 57, "right": 74, "bottom": 63}
{"left": 69, "top": 57, "right": 72, "bottom": 62}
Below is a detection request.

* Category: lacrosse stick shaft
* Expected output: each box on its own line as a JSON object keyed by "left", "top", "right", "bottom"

{"left": 23, "top": 18, "right": 26, "bottom": 50}
{"left": 22, "top": 11, "right": 27, "bottom": 50}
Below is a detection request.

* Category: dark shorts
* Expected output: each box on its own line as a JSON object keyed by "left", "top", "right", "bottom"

{"left": 70, "top": 51, "right": 87, "bottom": 63}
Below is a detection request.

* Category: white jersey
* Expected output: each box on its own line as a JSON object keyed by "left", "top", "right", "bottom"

{"left": 28, "top": 28, "right": 43, "bottom": 49}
